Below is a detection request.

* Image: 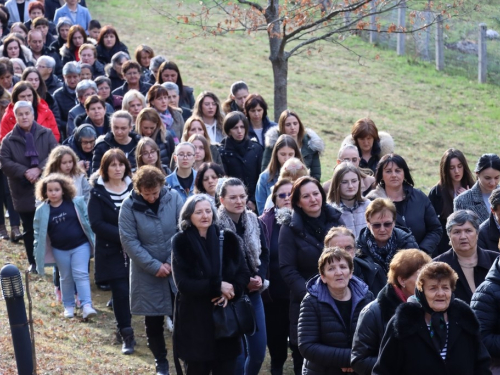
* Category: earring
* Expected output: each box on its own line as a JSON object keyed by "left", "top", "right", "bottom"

{"left": 402, "top": 283, "right": 406, "bottom": 289}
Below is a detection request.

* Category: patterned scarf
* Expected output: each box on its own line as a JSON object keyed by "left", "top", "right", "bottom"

{"left": 16, "top": 124, "right": 39, "bottom": 167}
{"left": 157, "top": 108, "right": 177, "bottom": 143}
{"left": 366, "top": 231, "right": 398, "bottom": 273}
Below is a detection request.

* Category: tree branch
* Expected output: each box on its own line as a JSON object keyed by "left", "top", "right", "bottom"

{"left": 236, "top": 0, "right": 263, "bottom": 13}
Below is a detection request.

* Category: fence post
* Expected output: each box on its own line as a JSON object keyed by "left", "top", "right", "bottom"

{"left": 478, "top": 23, "right": 487, "bottom": 83}
{"left": 397, "top": 0, "right": 406, "bottom": 56}
{"left": 435, "top": 14, "right": 444, "bottom": 70}
{"left": 369, "top": 0, "right": 377, "bottom": 44}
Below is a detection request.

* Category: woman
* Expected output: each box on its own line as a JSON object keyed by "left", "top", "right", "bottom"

{"left": 0, "top": 101, "right": 58, "bottom": 272}
{"left": 106, "top": 51, "right": 130, "bottom": 91}
{"left": 372, "top": 262, "right": 491, "bottom": 375}
{"left": 135, "top": 137, "right": 171, "bottom": 175}
{"left": 78, "top": 44, "right": 105, "bottom": 79}
{"left": 351, "top": 249, "right": 432, "bottom": 375}
{"left": 53, "top": 0, "right": 91, "bottom": 32}
{"left": 95, "top": 75, "right": 123, "bottom": 111}
{"left": 279, "top": 176, "right": 345, "bottom": 374}
{"left": 62, "top": 123, "right": 96, "bottom": 177}
{"left": 298, "top": 248, "right": 374, "bottom": 375}
{"left": 222, "top": 80, "right": 248, "bottom": 113}
{"left": 255, "top": 134, "right": 301, "bottom": 214}
{"left": 88, "top": 149, "right": 135, "bottom": 353}
{"left": 478, "top": 189, "right": 500, "bottom": 251}
{"left": 136, "top": 107, "right": 175, "bottom": 167}
{"left": 166, "top": 142, "right": 197, "bottom": 203}
{"left": 11, "top": 58, "right": 26, "bottom": 77}
{"left": 243, "top": 93, "right": 276, "bottom": 146}
{"left": 454, "top": 153, "right": 500, "bottom": 224}
{"left": 2, "top": 35, "right": 34, "bottom": 66}
{"left": 356, "top": 198, "right": 420, "bottom": 284}
{"left": 429, "top": 149, "right": 475, "bottom": 256}
{"left": 122, "top": 89, "right": 146, "bottom": 126}
{"left": 367, "top": 154, "right": 442, "bottom": 255}
{"left": 218, "top": 177, "right": 269, "bottom": 375}
{"left": 171, "top": 194, "right": 250, "bottom": 374}
{"left": 92, "top": 111, "right": 141, "bottom": 173}
{"left": 262, "top": 110, "right": 324, "bottom": 181}
{"left": 112, "top": 60, "right": 152, "bottom": 97}
{"left": 156, "top": 60, "right": 194, "bottom": 116}
{"left": 181, "top": 116, "right": 223, "bottom": 166}
{"left": 96, "top": 25, "right": 129, "bottom": 65}
{"left": 60, "top": 25, "right": 87, "bottom": 65}
{"left": 188, "top": 134, "right": 212, "bottom": 171}
{"left": 192, "top": 91, "right": 224, "bottom": 144}
{"left": 51, "top": 17, "right": 71, "bottom": 52}
{"left": 147, "top": 84, "right": 184, "bottom": 143}
{"left": 342, "top": 118, "right": 394, "bottom": 174}
{"left": 327, "top": 162, "right": 370, "bottom": 237}
{"left": 5, "top": 0, "right": 36, "bottom": 23}
{"left": 0, "top": 81, "right": 59, "bottom": 142}
{"left": 134, "top": 44, "right": 154, "bottom": 77}
{"left": 194, "top": 162, "right": 225, "bottom": 203}
{"left": 259, "top": 178, "right": 293, "bottom": 375}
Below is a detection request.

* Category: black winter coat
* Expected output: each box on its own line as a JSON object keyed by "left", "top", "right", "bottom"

{"left": 434, "top": 247, "right": 499, "bottom": 305}
{"left": 471, "top": 257, "right": 500, "bottom": 366}
{"left": 155, "top": 132, "right": 175, "bottom": 168}
{"left": 351, "top": 283, "right": 405, "bottom": 375}
{"left": 479, "top": 214, "right": 500, "bottom": 252}
{"left": 171, "top": 227, "right": 250, "bottom": 362}
{"left": 367, "top": 184, "right": 442, "bottom": 254}
{"left": 45, "top": 73, "right": 63, "bottom": 95}
{"left": 219, "top": 137, "right": 263, "bottom": 205}
{"left": 44, "top": 92, "right": 63, "bottom": 140}
{"left": 298, "top": 275, "right": 373, "bottom": 375}
{"left": 107, "top": 67, "right": 125, "bottom": 91}
{"left": 112, "top": 81, "right": 152, "bottom": 97}
{"left": 279, "top": 205, "right": 345, "bottom": 345}
{"left": 74, "top": 113, "right": 111, "bottom": 135}
{"left": 53, "top": 83, "right": 77, "bottom": 123}
{"left": 88, "top": 176, "right": 133, "bottom": 283}
{"left": 60, "top": 45, "right": 77, "bottom": 66}
{"left": 372, "top": 299, "right": 491, "bottom": 375}
{"left": 62, "top": 124, "right": 94, "bottom": 176}
{"left": 428, "top": 184, "right": 453, "bottom": 257}
{"left": 96, "top": 42, "right": 129, "bottom": 65}
{"left": 92, "top": 131, "right": 141, "bottom": 173}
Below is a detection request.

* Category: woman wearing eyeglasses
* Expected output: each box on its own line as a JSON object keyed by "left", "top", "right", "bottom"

{"left": 135, "top": 137, "right": 171, "bottom": 176}
{"left": 166, "top": 142, "right": 197, "bottom": 203}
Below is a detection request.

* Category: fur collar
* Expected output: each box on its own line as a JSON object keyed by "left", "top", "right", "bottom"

{"left": 378, "top": 283, "right": 405, "bottom": 324}
{"left": 342, "top": 131, "right": 394, "bottom": 158}
{"left": 264, "top": 125, "right": 325, "bottom": 154}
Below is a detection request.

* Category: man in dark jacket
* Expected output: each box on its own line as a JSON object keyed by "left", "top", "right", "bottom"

{"left": 434, "top": 209, "right": 499, "bottom": 305}
{"left": 478, "top": 188, "right": 500, "bottom": 252}
{"left": 37, "top": 55, "right": 63, "bottom": 95}
{"left": 28, "top": 29, "right": 63, "bottom": 78}
{"left": 53, "top": 62, "right": 80, "bottom": 140}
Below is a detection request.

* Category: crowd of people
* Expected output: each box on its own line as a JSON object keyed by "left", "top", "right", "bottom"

{"left": 1, "top": 1, "right": 500, "bottom": 375}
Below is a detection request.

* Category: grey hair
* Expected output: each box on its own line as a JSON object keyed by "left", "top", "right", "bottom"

{"left": 161, "top": 81, "right": 179, "bottom": 94}
{"left": 178, "top": 194, "right": 218, "bottom": 231}
{"left": 63, "top": 61, "right": 81, "bottom": 76}
{"left": 76, "top": 79, "right": 97, "bottom": 98}
{"left": 337, "top": 144, "right": 358, "bottom": 160}
{"left": 175, "top": 141, "right": 195, "bottom": 155}
{"left": 10, "top": 58, "right": 26, "bottom": 72}
{"left": 56, "top": 17, "right": 73, "bottom": 31}
{"left": 37, "top": 55, "right": 56, "bottom": 70}
{"left": 489, "top": 188, "right": 500, "bottom": 211}
{"left": 149, "top": 55, "right": 166, "bottom": 71}
{"left": 446, "top": 209, "right": 480, "bottom": 235}
{"left": 78, "top": 124, "right": 97, "bottom": 139}
{"left": 111, "top": 51, "right": 130, "bottom": 66}
{"left": 111, "top": 110, "right": 133, "bottom": 128}
{"left": 14, "top": 100, "right": 34, "bottom": 115}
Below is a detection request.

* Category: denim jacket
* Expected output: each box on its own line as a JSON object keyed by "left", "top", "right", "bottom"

{"left": 166, "top": 169, "right": 197, "bottom": 203}
{"left": 255, "top": 170, "right": 278, "bottom": 215}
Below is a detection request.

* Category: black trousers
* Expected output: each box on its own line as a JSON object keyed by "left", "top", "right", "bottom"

{"left": 264, "top": 299, "right": 290, "bottom": 370}
{"left": 145, "top": 315, "right": 167, "bottom": 363}
{"left": 108, "top": 277, "right": 131, "bottom": 329}
{"left": 0, "top": 170, "right": 20, "bottom": 226}
{"left": 183, "top": 358, "right": 237, "bottom": 375}
{"left": 18, "top": 211, "right": 35, "bottom": 265}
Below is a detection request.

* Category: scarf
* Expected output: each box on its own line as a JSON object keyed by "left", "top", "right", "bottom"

{"left": 158, "top": 109, "right": 177, "bottom": 142}
{"left": 415, "top": 287, "right": 453, "bottom": 353}
{"left": 365, "top": 231, "right": 398, "bottom": 273}
{"left": 296, "top": 205, "right": 329, "bottom": 243}
{"left": 185, "top": 225, "right": 220, "bottom": 278}
{"left": 16, "top": 124, "right": 39, "bottom": 167}
{"left": 392, "top": 284, "right": 408, "bottom": 302}
{"left": 225, "top": 136, "right": 249, "bottom": 158}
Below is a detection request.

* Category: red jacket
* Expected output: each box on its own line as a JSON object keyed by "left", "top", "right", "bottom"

{"left": 0, "top": 100, "right": 60, "bottom": 142}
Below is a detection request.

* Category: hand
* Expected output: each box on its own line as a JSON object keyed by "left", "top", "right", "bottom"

{"left": 25, "top": 167, "right": 41, "bottom": 183}
{"left": 341, "top": 368, "right": 354, "bottom": 373}
{"left": 221, "top": 281, "right": 234, "bottom": 300}
{"left": 77, "top": 160, "right": 89, "bottom": 171}
{"left": 246, "top": 201, "right": 256, "bottom": 212}
{"left": 456, "top": 185, "right": 469, "bottom": 195}
{"left": 211, "top": 295, "right": 227, "bottom": 308}
{"left": 163, "top": 263, "right": 172, "bottom": 275}
{"left": 155, "top": 264, "right": 170, "bottom": 278}
{"left": 247, "top": 276, "right": 262, "bottom": 292}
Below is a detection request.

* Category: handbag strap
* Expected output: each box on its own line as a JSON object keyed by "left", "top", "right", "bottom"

{"left": 219, "top": 229, "right": 224, "bottom": 276}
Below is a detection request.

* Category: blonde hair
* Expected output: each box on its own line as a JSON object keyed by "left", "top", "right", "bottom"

{"left": 43, "top": 145, "right": 85, "bottom": 177}
{"left": 279, "top": 157, "right": 309, "bottom": 182}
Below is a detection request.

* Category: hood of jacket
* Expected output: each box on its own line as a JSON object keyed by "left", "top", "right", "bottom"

{"left": 366, "top": 182, "right": 415, "bottom": 201}
{"left": 264, "top": 125, "right": 325, "bottom": 154}
{"left": 342, "top": 131, "right": 394, "bottom": 158}
{"left": 129, "top": 185, "right": 172, "bottom": 213}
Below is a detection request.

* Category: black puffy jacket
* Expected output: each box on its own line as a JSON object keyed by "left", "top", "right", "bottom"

{"left": 96, "top": 42, "right": 129, "bottom": 65}
{"left": 478, "top": 214, "right": 500, "bottom": 253}
{"left": 351, "top": 283, "right": 405, "bottom": 375}
{"left": 298, "top": 275, "right": 373, "bottom": 375}
{"left": 92, "top": 131, "right": 140, "bottom": 173}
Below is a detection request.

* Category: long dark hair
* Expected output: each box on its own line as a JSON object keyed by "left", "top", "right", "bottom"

{"left": 375, "top": 154, "right": 414, "bottom": 187}
{"left": 267, "top": 135, "right": 303, "bottom": 182}
{"left": 156, "top": 61, "right": 188, "bottom": 103}
{"left": 438, "top": 148, "right": 475, "bottom": 218}
{"left": 194, "top": 162, "right": 224, "bottom": 194}
{"left": 21, "top": 67, "right": 47, "bottom": 100}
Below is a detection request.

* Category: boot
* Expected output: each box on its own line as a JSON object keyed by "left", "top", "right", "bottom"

{"left": 271, "top": 366, "right": 284, "bottom": 375}
{"left": 148, "top": 334, "right": 169, "bottom": 375}
{"left": 155, "top": 361, "right": 169, "bottom": 375}
{"left": 10, "top": 226, "right": 22, "bottom": 243}
{"left": 0, "top": 224, "right": 8, "bottom": 240}
{"left": 120, "top": 327, "right": 136, "bottom": 355}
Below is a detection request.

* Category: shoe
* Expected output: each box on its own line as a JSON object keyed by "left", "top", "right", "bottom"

{"left": 120, "top": 327, "right": 136, "bottom": 355}
{"left": 10, "top": 226, "right": 22, "bottom": 243}
{"left": 106, "top": 298, "right": 113, "bottom": 308}
{"left": 166, "top": 316, "right": 173, "bottom": 333}
{"left": 28, "top": 263, "right": 37, "bottom": 274}
{"left": 155, "top": 362, "right": 169, "bottom": 375}
{"left": 82, "top": 304, "right": 97, "bottom": 319}
{"left": 64, "top": 306, "right": 74, "bottom": 318}
{"left": 0, "top": 224, "right": 8, "bottom": 240}
{"left": 54, "top": 287, "right": 62, "bottom": 303}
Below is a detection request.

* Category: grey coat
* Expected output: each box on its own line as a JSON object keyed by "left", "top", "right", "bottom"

{"left": 119, "top": 185, "right": 184, "bottom": 316}
{"left": 454, "top": 181, "right": 493, "bottom": 224}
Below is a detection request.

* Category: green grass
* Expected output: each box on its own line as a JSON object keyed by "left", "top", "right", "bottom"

{"left": 2, "top": 0, "right": 500, "bottom": 373}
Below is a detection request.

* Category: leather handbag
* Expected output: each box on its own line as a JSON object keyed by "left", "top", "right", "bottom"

{"left": 213, "top": 230, "right": 256, "bottom": 339}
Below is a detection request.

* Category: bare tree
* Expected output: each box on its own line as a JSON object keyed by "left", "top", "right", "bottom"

{"left": 153, "top": 0, "right": 473, "bottom": 120}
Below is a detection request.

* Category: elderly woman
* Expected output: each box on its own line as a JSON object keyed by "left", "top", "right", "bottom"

{"left": 351, "top": 249, "right": 432, "bottom": 375}
{"left": 434, "top": 210, "right": 498, "bottom": 304}
{"left": 367, "top": 154, "right": 442, "bottom": 255}
{"left": 63, "top": 123, "right": 96, "bottom": 177}
{"left": 78, "top": 44, "right": 105, "bottom": 78}
{"left": 478, "top": 188, "right": 500, "bottom": 251}
{"left": 146, "top": 55, "right": 166, "bottom": 85}
{"left": 279, "top": 176, "right": 345, "bottom": 374}
{"left": 373, "top": 262, "right": 491, "bottom": 375}
{"left": 0, "top": 101, "right": 57, "bottom": 272}
{"left": 162, "top": 81, "right": 191, "bottom": 121}
{"left": 53, "top": 61, "right": 81, "bottom": 139}
{"left": 356, "top": 198, "right": 419, "bottom": 276}
{"left": 112, "top": 60, "right": 151, "bottom": 97}
{"left": 92, "top": 111, "right": 140, "bottom": 173}
{"left": 106, "top": 51, "right": 130, "bottom": 91}
{"left": 121, "top": 89, "right": 146, "bottom": 126}
{"left": 95, "top": 76, "right": 122, "bottom": 111}
{"left": 298, "top": 248, "right": 374, "bottom": 375}
{"left": 171, "top": 194, "right": 250, "bottom": 374}
{"left": 36, "top": 56, "right": 62, "bottom": 95}
{"left": 119, "top": 165, "right": 183, "bottom": 375}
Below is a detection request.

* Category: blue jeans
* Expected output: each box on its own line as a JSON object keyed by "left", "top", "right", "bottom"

{"left": 235, "top": 292, "right": 267, "bottom": 375}
{"left": 52, "top": 243, "right": 92, "bottom": 307}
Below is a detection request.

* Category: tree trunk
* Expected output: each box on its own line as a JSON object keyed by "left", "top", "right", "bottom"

{"left": 270, "top": 54, "right": 288, "bottom": 122}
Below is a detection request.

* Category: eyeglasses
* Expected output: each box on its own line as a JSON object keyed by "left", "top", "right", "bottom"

{"left": 141, "top": 150, "right": 158, "bottom": 157}
{"left": 125, "top": 71, "right": 139, "bottom": 77}
{"left": 370, "top": 221, "right": 394, "bottom": 230}
{"left": 80, "top": 140, "right": 95, "bottom": 145}
{"left": 177, "top": 153, "right": 194, "bottom": 159}
{"left": 36, "top": 65, "right": 48, "bottom": 69}
{"left": 277, "top": 192, "right": 291, "bottom": 199}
